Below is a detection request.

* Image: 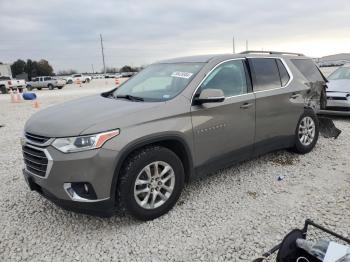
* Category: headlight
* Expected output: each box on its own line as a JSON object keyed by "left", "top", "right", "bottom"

{"left": 52, "top": 129, "right": 120, "bottom": 153}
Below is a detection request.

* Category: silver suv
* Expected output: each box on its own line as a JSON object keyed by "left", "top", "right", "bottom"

{"left": 22, "top": 51, "right": 327, "bottom": 220}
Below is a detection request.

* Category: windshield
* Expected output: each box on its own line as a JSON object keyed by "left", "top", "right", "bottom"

{"left": 113, "top": 63, "right": 204, "bottom": 102}
{"left": 328, "top": 67, "right": 350, "bottom": 80}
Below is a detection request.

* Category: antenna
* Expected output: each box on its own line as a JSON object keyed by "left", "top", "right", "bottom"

{"left": 100, "top": 34, "right": 106, "bottom": 75}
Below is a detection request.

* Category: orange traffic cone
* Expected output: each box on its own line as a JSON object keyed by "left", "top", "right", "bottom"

{"left": 10, "top": 90, "right": 15, "bottom": 103}
{"left": 76, "top": 79, "right": 81, "bottom": 87}
{"left": 115, "top": 78, "right": 119, "bottom": 86}
{"left": 16, "top": 91, "right": 22, "bottom": 103}
{"left": 33, "top": 100, "right": 40, "bottom": 109}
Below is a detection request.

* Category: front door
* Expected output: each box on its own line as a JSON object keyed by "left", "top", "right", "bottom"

{"left": 191, "top": 59, "right": 255, "bottom": 174}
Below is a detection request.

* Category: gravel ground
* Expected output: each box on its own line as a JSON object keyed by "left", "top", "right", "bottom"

{"left": 0, "top": 79, "right": 349, "bottom": 261}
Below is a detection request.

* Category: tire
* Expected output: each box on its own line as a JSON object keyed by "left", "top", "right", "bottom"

{"left": 67, "top": 80, "right": 73, "bottom": 84}
{"left": 48, "top": 84, "right": 54, "bottom": 90}
{"left": 37, "top": 88, "right": 42, "bottom": 90}
{"left": 0, "top": 85, "right": 7, "bottom": 94}
{"left": 117, "top": 146, "right": 185, "bottom": 221}
{"left": 85, "top": 78, "right": 90, "bottom": 83}
{"left": 27, "top": 85, "right": 33, "bottom": 91}
{"left": 292, "top": 110, "right": 319, "bottom": 154}
{"left": 57, "top": 86, "right": 63, "bottom": 90}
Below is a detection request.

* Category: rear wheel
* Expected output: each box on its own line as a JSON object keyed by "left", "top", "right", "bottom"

{"left": 48, "top": 84, "right": 54, "bottom": 90}
{"left": 37, "top": 87, "right": 42, "bottom": 90}
{"left": 85, "top": 78, "right": 90, "bottom": 83}
{"left": 67, "top": 80, "right": 73, "bottom": 84}
{"left": 57, "top": 86, "right": 63, "bottom": 90}
{"left": 0, "top": 85, "right": 7, "bottom": 94}
{"left": 117, "top": 146, "right": 185, "bottom": 221}
{"left": 292, "top": 110, "right": 319, "bottom": 154}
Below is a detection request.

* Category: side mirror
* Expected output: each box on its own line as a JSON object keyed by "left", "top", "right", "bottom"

{"left": 196, "top": 89, "right": 225, "bottom": 104}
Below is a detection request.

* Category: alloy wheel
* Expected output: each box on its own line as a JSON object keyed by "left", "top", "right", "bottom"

{"left": 298, "top": 116, "right": 315, "bottom": 146}
{"left": 134, "top": 161, "right": 175, "bottom": 210}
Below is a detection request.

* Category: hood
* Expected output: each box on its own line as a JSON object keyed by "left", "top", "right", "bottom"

{"left": 25, "top": 95, "right": 161, "bottom": 137}
{"left": 327, "top": 79, "right": 350, "bottom": 93}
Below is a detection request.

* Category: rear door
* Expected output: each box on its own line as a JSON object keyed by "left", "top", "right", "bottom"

{"left": 191, "top": 59, "right": 255, "bottom": 173}
{"left": 248, "top": 57, "right": 304, "bottom": 154}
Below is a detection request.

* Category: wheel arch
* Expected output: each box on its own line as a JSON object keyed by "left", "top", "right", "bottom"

{"left": 110, "top": 134, "right": 194, "bottom": 204}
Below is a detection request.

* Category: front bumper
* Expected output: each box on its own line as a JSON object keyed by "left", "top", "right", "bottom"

{"left": 23, "top": 169, "right": 115, "bottom": 217}
{"left": 320, "top": 94, "right": 350, "bottom": 115}
{"left": 22, "top": 143, "right": 120, "bottom": 216}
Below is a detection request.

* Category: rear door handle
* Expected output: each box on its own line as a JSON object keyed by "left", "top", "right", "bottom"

{"left": 240, "top": 102, "right": 253, "bottom": 109}
{"left": 290, "top": 93, "right": 299, "bottom": 99}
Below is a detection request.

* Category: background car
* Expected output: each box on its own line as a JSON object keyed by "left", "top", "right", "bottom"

{"left": 27, "top": 76, "right": 66, "bottom": 90}
{"left": 65, "top": 74, "right": 92, "bottom": 84}
{"left": 323, "top": 64, "right": 350, "bottom": 114}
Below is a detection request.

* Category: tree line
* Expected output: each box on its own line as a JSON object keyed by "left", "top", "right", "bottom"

{"left": 7, "top": 59, "right": 143, "bottom": 79}
{"left": 10, "top": 59, "right": 54, "bottom": 79}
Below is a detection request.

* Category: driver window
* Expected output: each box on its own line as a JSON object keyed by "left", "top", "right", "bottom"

{"left": 200, "top": 60, "right": 247, "bottom": 97}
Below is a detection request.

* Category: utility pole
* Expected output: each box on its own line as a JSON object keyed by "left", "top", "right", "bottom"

{"left": 232, "top": 36, "right": 235, "bottom": 54}
{"left": 246, "top": 40, "right": 249, "bottom": 51}
{"left": 100, "top": 34, "right": 106, "bottom": 75}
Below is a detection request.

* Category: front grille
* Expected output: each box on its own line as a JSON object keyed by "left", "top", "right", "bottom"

{"left": 22, "top": 145, "right": 48, "bottom": 177}
{"left": 25, "top": 132, "right": 51, "bottom": 145}
{"left": 327, "top": 96, "right": 347, "bottom": 101}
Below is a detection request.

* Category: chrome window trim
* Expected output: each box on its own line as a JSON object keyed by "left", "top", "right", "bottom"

{"left": 246, "top": 56, "right": 294, "bottom": 93}
{"left": 191, "top": 58, "right": 249, "bottom": 102}
{"left": 23, "top": 143, "right": 53, "bottom": 179}
{"left": 191, "top": 57, "right": 294, "bottom": 103}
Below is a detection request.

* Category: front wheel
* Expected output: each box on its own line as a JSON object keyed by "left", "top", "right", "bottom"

{"left": 48, "top": 84, "right": 54, "bottom": 90}
{"left": 292, "top": 110, "right": 319, "bottom": 154}
{"left": 117, "top": 146, "right": 185, "bottom": 221}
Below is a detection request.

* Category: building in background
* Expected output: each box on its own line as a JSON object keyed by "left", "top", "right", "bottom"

{"left": 0, "top": 64, "right": 12, "bottom": 77}
{"left": 317, "top": 53, "right": 350, "bottom": 67}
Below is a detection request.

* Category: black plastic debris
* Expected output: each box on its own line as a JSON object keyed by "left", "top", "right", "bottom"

{"left": 318, "top": 117, "right": 341, "bottom": 139}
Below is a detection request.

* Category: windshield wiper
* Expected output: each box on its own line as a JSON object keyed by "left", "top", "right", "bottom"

{"left": 116, "top": 94, "right": 144, "bottom": 102}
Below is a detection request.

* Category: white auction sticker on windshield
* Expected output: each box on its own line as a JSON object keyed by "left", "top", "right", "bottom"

{"left": 171, "top": 71, "right": 193, "bottom": 79}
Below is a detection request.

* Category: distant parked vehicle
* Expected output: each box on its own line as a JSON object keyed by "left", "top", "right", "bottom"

{"left": 320, "top": 64, "right": 350, "bottom": 115}
{"left": 0, "top": 76, "right": 26, "bottom": 94}
{"left": 92, "top": 74, "right": 104, "bottom": 79}
{"left": 65, "top": 74, "right": 92, "bottom": 84}
{"left": 121, "top": 72, "right": 137, "bottom": 77}
{"left": 27, "top": 76, "right": 66, "bottom": 91}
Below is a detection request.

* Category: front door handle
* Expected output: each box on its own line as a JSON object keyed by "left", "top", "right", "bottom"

{"left": 240, "top": 102, "right": 253, "bottom": 109}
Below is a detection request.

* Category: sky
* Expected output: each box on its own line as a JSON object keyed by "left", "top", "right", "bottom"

{"left": 1, "top": 0, "right": 350, "bottom": 73}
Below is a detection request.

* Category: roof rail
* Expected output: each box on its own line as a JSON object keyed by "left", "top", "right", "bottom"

{"left": 240, "top": 50, "right": 304, "bottom": 56}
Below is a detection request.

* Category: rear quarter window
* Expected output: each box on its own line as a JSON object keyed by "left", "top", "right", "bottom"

{"left": 291, "top": 59, "right": 324, "bottom": 82}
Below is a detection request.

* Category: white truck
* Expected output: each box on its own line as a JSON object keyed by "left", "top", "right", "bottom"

{"left": 65, "top": 74, "right": 92, "bottom": 84}
{"left": 26, "top": 76, "right": 66, "bottom": 90}
{"left": 0, "top": 64, "right": 26, "bottom": 94}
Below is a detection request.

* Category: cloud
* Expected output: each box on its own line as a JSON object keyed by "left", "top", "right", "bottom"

{"left": 0, "top": 0, "right": 349, "bottom": 72}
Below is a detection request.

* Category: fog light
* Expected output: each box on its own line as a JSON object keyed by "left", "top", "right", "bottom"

{"left": 64, "top": 182, "right": 97, "bottom": 201}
